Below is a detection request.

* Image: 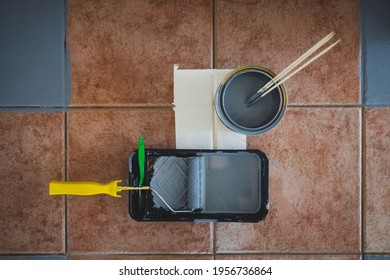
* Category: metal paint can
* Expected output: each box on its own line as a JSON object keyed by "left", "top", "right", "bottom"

{"left": 215, "top": 66, "right": 287, "bottom": 135}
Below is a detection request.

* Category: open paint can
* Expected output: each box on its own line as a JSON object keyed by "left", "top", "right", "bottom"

{"left": 215, "top": 66, "right": 287, "bottom": 135}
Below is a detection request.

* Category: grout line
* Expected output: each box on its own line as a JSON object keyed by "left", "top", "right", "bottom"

{"left": 0, "top": 106, "right": 67, "bottom": 109}
{"left": 64, "top": 112, "right": 68, "bottom": 254}
{"left": 360, "top": 107, "right": 366, "bottom": 257}
{"left": 68, "top": 105, "right": 174, "bottom": 109}
{"left": 0, "top": 105, "right": 374, "bottom": 110}
{"left": 63, "top": 0, "right": 69, "bottom": 255}
{"left": 362, "top": 252, "right": 390, "bottom": 256}
{"left": 29, "top": 251, "right": 365, "bottom": 257}
{"left": 213, "top": 225, "right": 217, "bottom": 259}
{"left": 215, "top": 252, "right": 362, "bottom": 256}
{"left": 211, "top": 223, "right": 216, "bottom": 258}
{"left": 3, "top": 105, "right": 174, "bottom": 112}
{"left": 0, "top": 253, "right": 69, "bottom": 257}
{"left": 0, "top": 104, "right": 360, "bottom": 109}
{"left": 287, "top": 104, "right": 363, "bottom": 108}
{"left": 0, "top": 105, "right": 174, "bottom": 110}
{"left": 211, "top": 1, "right": 217, "bottom": 261}
{"left": 66, "top": 253, "right": 214, "bottom": 257}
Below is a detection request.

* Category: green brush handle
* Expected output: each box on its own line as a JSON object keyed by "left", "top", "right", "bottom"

{"left": 138, "top": 136, "right": 145, "bottom": 186}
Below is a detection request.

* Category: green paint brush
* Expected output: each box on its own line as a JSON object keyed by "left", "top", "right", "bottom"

{"left": 138, "top": 136, "right": 145, "bottom": 186}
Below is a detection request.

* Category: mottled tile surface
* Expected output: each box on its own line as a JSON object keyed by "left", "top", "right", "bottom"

{"left": 364, "top": 108, "right": 390, "bottom": 252}
{"left": 215, "top": 0, "right": 360, "bottom": 104}
{"left": 68, "top": 0, "right": 212, "bottom": 105}
{"left": 0, "top": 113, "right": 64, "bottom": 253}
{"left": 67, "top": 108, "right": 211, "bottom": 253}
{"left": 216, "top": 254, "right": 360, "bottom": 260}
{"left": 216, "top": 108, "right": 361, "bottom": 253}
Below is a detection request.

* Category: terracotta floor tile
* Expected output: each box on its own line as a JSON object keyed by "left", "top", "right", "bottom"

{"left": 67, "top": 108, "right": 211, "bottom": 253}
{"left": 68, "top": 0, "right": 212, "bottom": 105}
{"left": 0, "top": 113, "right": 64, "bottom": 253}
{"left": 215, "top": 0, "right": 360, "bottom": 104}
{"left": 216, "top": 254, "right": 360, "bottom": 260}
{"left": 69, "top": 254, "right": 213, "bottom": 260}
{"left": 216, "top": 108, "right": 361, "bottom": 253}
{"left": 364, "top": 108, "right": 390, "bottom": 252}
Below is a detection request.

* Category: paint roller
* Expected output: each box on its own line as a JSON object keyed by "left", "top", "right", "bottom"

{"left": 150, "top": 156, "right": 203, "bottom": 212}
{"left": 187, "top": 156, "right": 202, "bottom": 210}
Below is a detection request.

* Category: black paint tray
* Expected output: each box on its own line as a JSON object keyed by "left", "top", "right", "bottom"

{"left": 128, "top": 149, "right": 269, "bottom": 222}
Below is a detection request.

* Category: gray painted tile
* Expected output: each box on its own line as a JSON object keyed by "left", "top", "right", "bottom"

{"left": 0, "top": 0, "right": 69, "bottom": 110}
{"left": 363, "top": 255, "right": 390, "bottom": 260}
{"left": 361, "top": 0, "right": 390, "bottom": 106}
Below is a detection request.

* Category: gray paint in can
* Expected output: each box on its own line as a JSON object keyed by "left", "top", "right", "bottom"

{"left": 215, "top": 66, "right": 287, "bottom": 135}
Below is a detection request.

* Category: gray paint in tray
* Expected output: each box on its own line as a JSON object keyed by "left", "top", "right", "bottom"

{"left": 150, "top": 153, "right": 262, "bottom": 213}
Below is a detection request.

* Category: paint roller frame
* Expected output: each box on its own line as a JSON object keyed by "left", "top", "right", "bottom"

{"left": 128, "top": 149, "right": 269, "bottom": 223}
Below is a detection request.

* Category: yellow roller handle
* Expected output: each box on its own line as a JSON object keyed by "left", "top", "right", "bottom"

{"left": 49, "top": 180, "right": 150, "bottom": 198}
